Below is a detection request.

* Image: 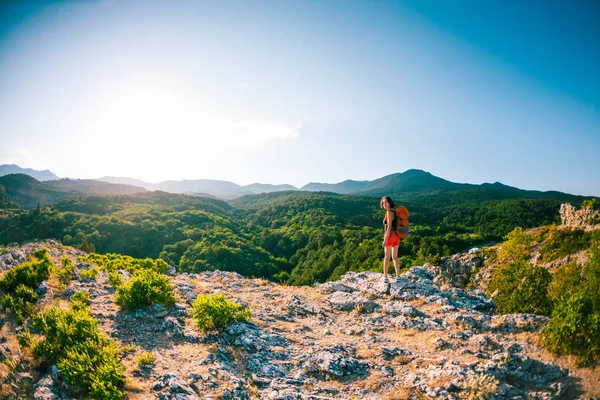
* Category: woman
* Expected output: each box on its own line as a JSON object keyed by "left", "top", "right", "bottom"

{"left": 380, "top": 196, "right": 400, "bottom": 282}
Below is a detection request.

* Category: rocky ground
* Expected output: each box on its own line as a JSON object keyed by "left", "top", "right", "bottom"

{"left": 1, "top": 241, "right": 599, "bottom": 399}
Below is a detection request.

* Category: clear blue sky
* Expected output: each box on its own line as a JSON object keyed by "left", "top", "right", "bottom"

{"left": 0, "top": 0, "right": 599, "bottom": 195}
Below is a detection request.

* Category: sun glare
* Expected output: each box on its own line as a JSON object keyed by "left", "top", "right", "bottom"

{"left": 76, "top": 84, "right": 301, "bottom": 181}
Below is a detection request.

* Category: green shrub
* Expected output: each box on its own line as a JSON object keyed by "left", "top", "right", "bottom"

{"left": 0, "top": 249, "right": 53, "bottom": 292}
{"left": 0, "top": 249, "right": 52, "bottom": 325}
{"left": 541, "top": 244, "right": 600, "bottom": 366}
{"left": 272, "top": 271, "right": 290, "bottom": 283}
{"left": 538, "top": 228, "right": 591, "bottom": 263}
{"left": 1, "top": 284, "right": 38, "bottom": 324}
{"left": 77, "top": 238, "right": 96, "bottom": 254}
{"left": 136, "top": 351, "right": 156, "bottom": 366}
{"left": 107, "top": 272, "right": 124, "bottom": 288}
{"left": 115, "top": 269, "right": 175, "bottom": 308}
{"left": 191, "top": 293, "right": 251, "bottom": 332}
{"left": 118, "top": 344, "right": 136, "bottom": 355}
{"left": 582, "top": 198, "right": 598, "bottom": 210}
{"left": 56, "top": 256, "right": 76, "bottom": 284}
{"left": 488, "top": 260, "right": 553, "bottom": 316}
{"left": 57, "top": 342, "right": 123, "bottom": 399}
{"left": 34, "top": 248, "right": 48, "bottom": 260}
{"left": 497, "top": 227, "right": 535, "bottom": 265}
{"left": 541, "top": 292, "right": 600, "bottom": 367}
{"left": 71, "top": 291, "right": 90, "bottom": 311}
{"left": 80, "top": 267, "right": 99, "bottom": 280}
{"left": 79, "top": 253, "right": 168, "bottom": 274}
{"left": 23, "top": 305, "right": 125, "bottom": 398}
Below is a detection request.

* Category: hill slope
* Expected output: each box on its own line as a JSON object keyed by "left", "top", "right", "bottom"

{"left": 0, "top": 241, "right": 597, "bottom": 399}
{"left": 0, "top": 174, "right": 70, "bottom": 208}
{"left": 0, "top": 174, "right": 147, "bottom": 208}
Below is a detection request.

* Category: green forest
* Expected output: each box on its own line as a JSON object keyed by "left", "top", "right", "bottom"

{"left": 0, "top": 189, "right": 576, "bottom": 285}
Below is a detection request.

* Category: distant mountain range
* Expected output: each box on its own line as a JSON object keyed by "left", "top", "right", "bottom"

{"left": 301, "top": 169, "right": 459, "bottom": 195}
{"left": 97, "top": 176, "right": 297, "bottom": 198}
{"left": 0, "top": 164, "right": 596, "bottom": 209}
{"left": 0, "top": 174, "right": 145, "bottom": 208}
{"left": 0, "top": 164, "right": 58, "bottom": 181}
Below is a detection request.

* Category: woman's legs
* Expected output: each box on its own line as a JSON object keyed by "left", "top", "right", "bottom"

{"left": 383, "top": 246, "right": 392, "bottom": 277}
{"left": 391, "top": 245, "right": 400, "bottom": 277}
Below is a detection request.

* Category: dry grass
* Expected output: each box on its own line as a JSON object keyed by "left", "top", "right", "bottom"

{"left": 254, "top": 278, "right": 271, "bottom": 286}
{"left": 412, "top": 358, "right": 443, "bottom": 369}
{"left": 272, "top": 321, "right": 300, "bottom": 332}
{"left": 124, "top": 379, "right": 146, "bottom": 393}
{"left": 426, "top": 375, "right": 455, "bottom": 388}
{"left": 351, "top": 303, "right": 364, "bottom": 315}
{"left": 356, "top": 346, "right": 380, "bottom": 360}
{"left": 455, "top": 373, "right": 499, "bottom": 400}
{"left": 396, "top": 355, "right": 415, "bottom": 365}
{"left": 191, "top": 278, "right": 214, "bottom": 294}
{"left": 354, "top": 371, "right": 385, "bottom": 392}
{"left": 309, "top": 292, "right": 325, "bottom": 302}
{"left": 408, "top": 298, "right": 427, "bottom": 307}
{"left": 381, "top": 386, "right": 416, "bottom": 399}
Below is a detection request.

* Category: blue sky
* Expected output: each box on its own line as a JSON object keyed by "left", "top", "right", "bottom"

{"left": 0, "top": 0, "right": 599, "bottom": 195}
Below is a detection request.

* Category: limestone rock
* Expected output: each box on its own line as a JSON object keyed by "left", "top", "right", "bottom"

{"left": 427, "top": 252, "right": 483, "bottom": 289}
{"left": 327, "top": 291, "right": 378, "bottom": 312}
{"left": 560, "top": 203, "right": 600, "bottom": 229}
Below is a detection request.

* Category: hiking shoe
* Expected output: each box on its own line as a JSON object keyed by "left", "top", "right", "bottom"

{"left": 395, "top": 275, "right": 402, "bottom": 283}
{"left": 383, "top": 276, "right": 389, "bottom": 283}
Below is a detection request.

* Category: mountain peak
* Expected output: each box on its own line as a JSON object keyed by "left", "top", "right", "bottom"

{"left": 0, "top": 164, "right": 59, "bottom": 181}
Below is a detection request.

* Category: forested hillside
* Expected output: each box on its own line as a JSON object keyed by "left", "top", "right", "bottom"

{"left": 0, "top": 174, "right": 146, "bottom": 208}
{"left": 0, "top": 188, "right": 591, "bottom": 286}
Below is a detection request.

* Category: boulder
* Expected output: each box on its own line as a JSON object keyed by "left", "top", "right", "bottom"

{"left": 327, "top": 291, "right": 378, "bottom": 312}
{"left": 303, "top": 345, "right": 368, "bottom": 377}
{"left": 427, "top": 252, "right": 483, "bottom": 289}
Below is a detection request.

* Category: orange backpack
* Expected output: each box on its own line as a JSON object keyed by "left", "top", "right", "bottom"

{"left": 395, "top": 206, "right": 410, "bottom": 239}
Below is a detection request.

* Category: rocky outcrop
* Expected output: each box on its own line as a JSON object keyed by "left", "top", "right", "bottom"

{"left": 0, "top": 241, "right": 593, "bottom": 399}
{"left": 426, "top": 251, "right": 484, "bottom": 289}
{"left": 560, "top": 203, "right": 600, "bottom": 229}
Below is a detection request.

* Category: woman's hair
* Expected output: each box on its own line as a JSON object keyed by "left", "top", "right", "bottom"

{"left": 380, "top": 196, "right": 395, "bottom": 209}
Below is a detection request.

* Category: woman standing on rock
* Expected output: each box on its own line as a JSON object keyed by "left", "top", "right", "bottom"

{"left": 380, "top": 196, "right": 400, "bottom": 283}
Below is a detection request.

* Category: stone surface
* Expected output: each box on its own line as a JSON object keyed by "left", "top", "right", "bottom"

{"left": 0, "top": 240, "right": 592, "bottom": 400}
{"left": 560, "top": 203, "right": 600, "bottom": 229}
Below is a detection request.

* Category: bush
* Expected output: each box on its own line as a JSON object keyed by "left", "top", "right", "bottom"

{"left": 107, "top": 272, "right": 124, "bottom": 288}
{"left": 541, "top": 244, "right": 600, "bottom": 366}
{"left": 497, "top": 227, "right": 534, "bottom": 265}
{"left": 80, "top": 267, "right": 99, "bottom": 280}
{"left": 191, "top": 293, "right": 251, "bottom": 332}
{"left": 538, "top": 228, "right": 591, "bottom": 263}
{"left": 71, "top": 291, "right": 90, "bottom": 311}
{"left": 582, "top": 198, "right": 598, "bottom": 210}
{"left": 56, "top": 256, "right": 76, "bottom": 284}
{"left": 77, "top": 238, "right": 96, "bottom": 254}
{"left": 136, "top": 351, "right": 156, "bottom": 366}
{"left": 488, "top": 260, "right": 553, "bottom": 316}
{"left": 79, "top": 253, "right": 168, "bottom": 274}
{"left": 0, "top": 249, "right": 53, "bottom": 292}
{"left": 1, "top": 284, "right": 38, "bottom": 324}
{"left": 541, "top": 292, "right": 600, "bottom": 367}
{"left": 115, "top": 269, "right": 175, "bottom": 308}
{"left": 57, "top": 341, "right": 124, "bottom": 399}
{"left": 0, "top": 249, "right": 52, "bottom": 324}
{"left": 23, "top": 305, "right": 125, "bottom": 398}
